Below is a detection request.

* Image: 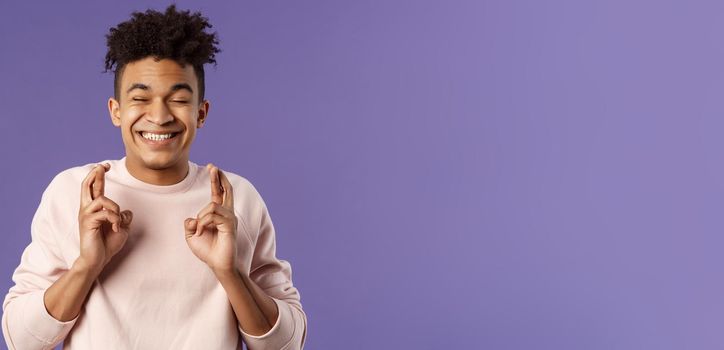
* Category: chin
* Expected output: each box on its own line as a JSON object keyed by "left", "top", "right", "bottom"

{"left": 139, "top": 154, "right": 181, "bottom": 170}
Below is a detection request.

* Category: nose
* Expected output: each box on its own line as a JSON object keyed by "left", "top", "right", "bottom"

{"left": 146, "top": 99, "right": 174, "bottom": 126}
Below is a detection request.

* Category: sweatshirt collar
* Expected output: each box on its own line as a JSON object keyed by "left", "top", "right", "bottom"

{"left": 112, "top": 156, "right": 199, "bottom": 194}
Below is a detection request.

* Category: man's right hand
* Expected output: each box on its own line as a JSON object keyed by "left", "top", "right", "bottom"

{"left": 77, "top": 162, "right": 133, "bottom": 275}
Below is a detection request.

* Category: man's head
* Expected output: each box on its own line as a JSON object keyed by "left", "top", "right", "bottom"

{"left": 104, "top": 4, "right": 220, "bottom": 176}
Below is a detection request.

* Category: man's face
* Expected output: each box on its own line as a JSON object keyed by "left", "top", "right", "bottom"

{"left": 108, "top": 56, "right": 209, "bottom": 172}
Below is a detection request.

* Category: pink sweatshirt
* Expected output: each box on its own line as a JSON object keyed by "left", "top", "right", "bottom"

{"left": 2, "top": 157, "right": 307, "bottom": 349}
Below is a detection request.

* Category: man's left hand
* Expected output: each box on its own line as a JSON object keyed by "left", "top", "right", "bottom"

{"left": 184, "top": 163, "right": 238, "bottom": 272}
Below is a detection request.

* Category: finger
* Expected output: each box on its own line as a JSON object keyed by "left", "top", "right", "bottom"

{"left": 207, "top": 163, "right": 223, "bottom": 205}
{"left": 92, "top": 163, "right": 110, "bottom": 200}
{"left": 195, "top": 201, "right": 217, "bottom": 222}
{"left": 195, "top": 211, "right": 225, "bottom": 236}
{"left": 195, "top": 201, "right": 235, "bottom": 223}
{"left": 81, "top": 164, "right": 107, "bottom": 208}
{"left": 83, "top": 195, "right": 121, "bottom": 216}
{"left": 87, "top": 209, "right": 122, "bottom": 233}
{"left": 195, "top": 211, "right": 215, "bottom": 236}
{"left": 195, "top": 212, "right": 226, "bottom": 237}
{"left": 120, "top": 210, "right": 133, "bottom": 228}
{"left": 218, "top": 168, "right": 234, "bottom": 208}
{"left": 80, "top": 166, "right": 95, "bottom": 208}
{"left": 184, "top": 218, "right": 198, "bottom": 239}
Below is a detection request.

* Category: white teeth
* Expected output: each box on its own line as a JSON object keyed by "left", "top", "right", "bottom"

{"left": 141, "top": 132, "right": 175, "bottom": 141}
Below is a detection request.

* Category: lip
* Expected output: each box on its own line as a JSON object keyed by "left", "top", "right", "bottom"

{"left": 138, "top": 130, "right": 182, "bottom": 134}
{"left": 137, "top": 131, "right": 181, "bottom": 147}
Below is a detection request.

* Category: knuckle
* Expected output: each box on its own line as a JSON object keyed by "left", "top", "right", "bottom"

{"left": 97, "top": 196, "right": 118, "bottom": 210}
{"left": 81, "top": 204, "right": 94, "bottom": 215}
{"left": 105, "top": 197, "right": 120, "bottom": 209}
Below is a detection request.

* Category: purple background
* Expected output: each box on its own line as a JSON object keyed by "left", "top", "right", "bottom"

{"left": 1, "top": 0, "right": 723, "bottom": 349}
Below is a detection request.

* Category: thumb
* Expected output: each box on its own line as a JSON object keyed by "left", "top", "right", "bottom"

{"left": 184, "top": 218, "right": 197, "bottom": 238}
{"left": 120, "top": 210, "right": 133, "bottom": 227}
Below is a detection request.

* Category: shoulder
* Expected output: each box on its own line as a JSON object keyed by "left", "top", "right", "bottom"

{"left": 220, "top": 169, "right": 255, "bottom": 192}
{"left": 216, "top": 168, "right": 266, "bottom": 206}
{"left": 41, "top": 159, "right": 114, "bottom": 203}
{"left": 31, "top": 160, "right": 109, "bottom": 234}
{"left": 210, "top": 167, "right": 272, "bottom": 234}
{"left": 48, "top": 159, "right": 112, "bottom": 186}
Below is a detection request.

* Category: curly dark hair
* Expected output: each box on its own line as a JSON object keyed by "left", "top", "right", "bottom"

{"left": 103, "top": 4, "right": 221, "bottom": 103}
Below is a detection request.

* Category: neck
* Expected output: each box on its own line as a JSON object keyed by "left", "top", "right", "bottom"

{"left": 124, "top": 156, "right": 189, "bottom": 186}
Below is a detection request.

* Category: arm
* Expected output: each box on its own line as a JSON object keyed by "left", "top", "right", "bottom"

{"left": 234, "top": 193, "right": 307, "bottom": 350}
{"left": 2, "top": 186, "right": 80, "bottom": 349}
{"left": 43, "top": 163, "right": 132, "bottom": 323}
{"left": 213, "top": 267, "right": 279, "bottom": 336}
{"left": 43, "top": 259, "right": 102, "bottom": 322}
{"left": 185, "top": 166, "right": 307, "bottom": 350}
{"left": 3, "top": 164, "right": 132, "bottom": 350}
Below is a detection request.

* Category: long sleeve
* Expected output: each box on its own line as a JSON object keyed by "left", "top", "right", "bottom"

{"left": 238, "top": 190, "right": 307, "bottom": 350}
{"left": 2, "top": 179, "right": 79, "bottom": 350}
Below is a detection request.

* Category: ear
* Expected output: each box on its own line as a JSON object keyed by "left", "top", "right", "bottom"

{"left": 197, "top": 99, "right": 210, "bottom": 128}
{"left": 108, "top": 97, "right": 121, "bottom": 127}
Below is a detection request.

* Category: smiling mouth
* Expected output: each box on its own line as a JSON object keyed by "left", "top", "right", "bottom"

{"left": 137, "top": 131, "right": 181, "bottom": 142}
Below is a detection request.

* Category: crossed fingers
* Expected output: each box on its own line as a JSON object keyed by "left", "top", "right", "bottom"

{"left": 79, "top": 163, "right": 123, "bottom": 232}
{"left": 193, "top": 164, "right": 235, "bottom": 236}
{"left": 208, "top": 163, "right": 234, "bottom": 207}
{"left": 81, "top": 163, "right": 109, "bottom": 206}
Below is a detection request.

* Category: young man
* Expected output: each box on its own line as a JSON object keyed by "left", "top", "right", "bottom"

{"left": 1, "top": 5, "right": 307, "bottom": 349}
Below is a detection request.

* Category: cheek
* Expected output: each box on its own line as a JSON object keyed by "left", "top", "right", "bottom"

{"left": 121, "top": 120, "right": 133, "bottom": 135}
{"left": 183, "top": 128, "right": 196, "bottom": 143}
{"left": 182, "top": 117, "right": 198, "bottom": 138}
{"left": 119, "top": 114, "right": 141, "bottom": 139}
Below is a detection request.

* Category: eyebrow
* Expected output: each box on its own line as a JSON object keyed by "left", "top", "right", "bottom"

{"left": 126, "top": 83, "right": 193, "bottom": 95}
